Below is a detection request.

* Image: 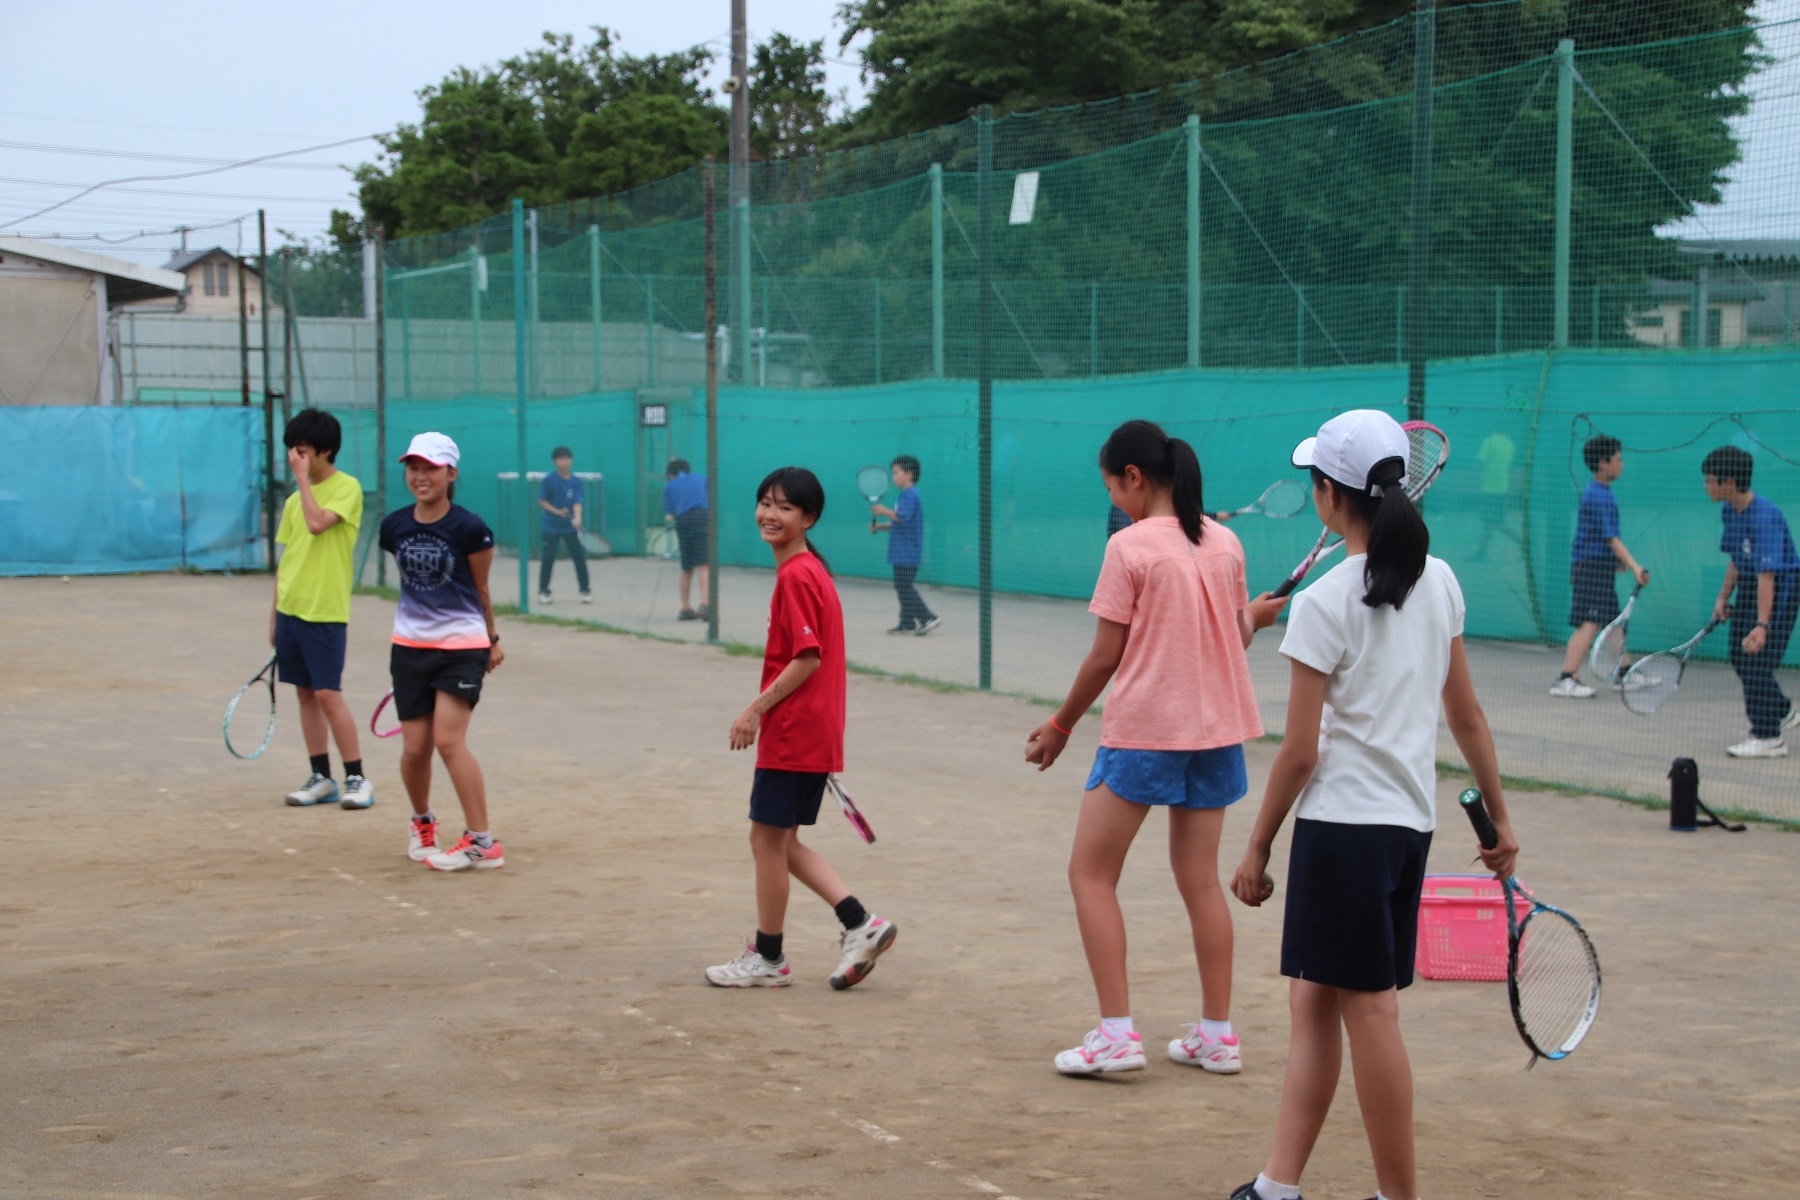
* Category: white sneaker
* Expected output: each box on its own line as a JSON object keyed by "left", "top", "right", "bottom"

{"left": 829, "top": 914, "right": 897, "bottom": 990}
{"left": 580, "top": 593, "right": 594, "bottom": 604}
{"left": 537, "top": 591, "right": 553, "bottom": 605}
{"left": 339, "top": 775, "right": 375, "bottom": 809}
{"left": 1054, "top": 1027, "right": 1147, "bottom": 1075}
{"left": 705, "top": 940, "right": 792, "bottom": 987}
{"left": 1168, "top": 1025, "right": 1242, "bottom": 1074}
{"left": 914, "top": 616, "right": 942, "bottom": 636}
{"left": 284, "top": 773, "right": 338, "bottom": 806}
{"left": 1727, "top": 735, "right": 1788, "bottom": 759}
{"left": 1784, "top": 708, "right": 1800, "bottom": 733}
{"left": 1549, "top": 675, "right": 1596, "bottom": 699}
{"left": 407, "top": 815, "right": 439, "bottom": 862}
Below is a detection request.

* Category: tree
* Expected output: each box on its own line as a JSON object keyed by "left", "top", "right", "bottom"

{"left": 750, "top": 34, "right": 840, "bottom": 160}
{"left": 564, "top": 93, "right": 726, "bottom": 198}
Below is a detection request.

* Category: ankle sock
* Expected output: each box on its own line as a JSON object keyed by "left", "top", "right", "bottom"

{"left": 1200, "top": 1018, "right": 1234, "bottom": 1041}
{"left": 469, "top": 830, "right": 493, "bottom": 849}
{"left": 414, "top": 811, "right": 435, "bottom": 824}
{"left": 309, "top": 753, "right": 331, "bottom": 779}
{"left": 755, "top": 930, "right": 784, "bottom": 963}
{"left": 343, "top": 759, "right": 363, "bottom": 780}
{"left": 834, "top": 895, "right": 869, "bottom": 930}
{"left": 1255, "top": 1174, "right": 1302, "bottom": 1200}
{"left": 1099, "top": 1016, "right": 1135, "bottom": 1040}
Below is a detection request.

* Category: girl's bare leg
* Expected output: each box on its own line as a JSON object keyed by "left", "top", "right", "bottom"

{"left": 1266, "top": 978, "right": 1344, "bottom": 1185}
{"left": 1342, "top": 987, "right": 1416, "bottom": 1200}
{"left": 784, "top": 830, "right": 850, "bottom": 907}
{"left": 749, "top": 821, "right": 792, "bottom": 935}
{"left": 398, "top": 716, "right": 434, "bottom": 816}
{"left": 430, "top": 692, "right": 486, "bottom": 831}
{"left": 1067, "top": 784, "right": 1150, "bottom": 1017}
{"left": 1168, "top": 805, "right": 1232, "bottom": 1021}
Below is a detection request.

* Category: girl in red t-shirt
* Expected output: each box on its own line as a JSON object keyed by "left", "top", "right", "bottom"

{"left": 706, "top": 467, "right": 898, "bottom": 991}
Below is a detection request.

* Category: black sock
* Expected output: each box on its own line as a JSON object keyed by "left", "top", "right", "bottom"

{"left": 309, "top": 753, "right": 331, "bottom": 779}
{"left": 343, "top": 759, "right": 363, "bottom": 780}
{"left": 834, "top": 895, "right": 869, "bottom": 931}
{"left": 754, "top": 930, "right": 784, "bottom": 963}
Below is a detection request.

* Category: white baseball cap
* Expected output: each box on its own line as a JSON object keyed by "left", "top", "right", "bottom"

{"left": 1291, "top": 410, "right": 1409, "bottom": 496}
{"left": 399, "top": 431, "right": 459, "bottom": 467}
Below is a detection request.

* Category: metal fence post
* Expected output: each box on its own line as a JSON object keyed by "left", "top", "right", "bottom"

{"left": 874, "top": 278, "right": 883, "bottom": 384}
{"left": 738, "top": 196, "right": 752, "bottom": 385}
{"left": 1553, "top": 37, "right": 1574, "bottom": 350}
{"left": 511, "top": 199, "right": 530, "bottom": 613}
{"left": 589, "top": 225, "right": 603, "bottom": 391}
{"left": 374, "top": 228, "right": 387, "bottom": 588}
{"left": 470, "top": 243, "right": 483, "bottom": 398}
{"left": 1186, "top": 114, "right": 1202, "bottom": 368}
{"left": 930, "top": 162, "right": 945, "bottom": 378}
{"left": 977, "top": 105, "right": 994, "bottom": 691}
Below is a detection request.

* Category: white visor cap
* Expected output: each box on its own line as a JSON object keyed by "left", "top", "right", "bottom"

{"left": 1291, "top": 410, "right": 1409, "bottom": 496}
{"left": 399, "top": 431, "right": 460, "bottom": 468}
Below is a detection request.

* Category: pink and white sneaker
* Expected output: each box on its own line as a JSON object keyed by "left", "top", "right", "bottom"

{"left": 705, "top": 940, "right": 792, "bottom": 987}
{"left": 1168, "top": 1024, "right": 1242, "bottom": 1074}
{"left": 829, "top": 913, "right": 897, "bottom": 990}
{"left": 1054, "top": 1027, "right": 1147, "bottom": 1075}
{"left": 407, "top": 815, "right": 438, "bottom": 863}
{"left": 424, "top": 833, "right": 505, "bottom": 871}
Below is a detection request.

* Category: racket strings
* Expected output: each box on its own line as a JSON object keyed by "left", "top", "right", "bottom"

{"left": 1514, "top": 911, "right": 1600, "bottom": 1055}
{"left": 1595, "top": 624, "right": 1628, "bottom": 675}
{"left": 1405, "top": 432, "right": 1448, "bottom": 495}
{"left": 1622, "top": 651, "right": 1682, "bottom": 715}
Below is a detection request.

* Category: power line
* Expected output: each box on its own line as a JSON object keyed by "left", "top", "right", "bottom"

{"left": 0, "top": 174, "right": 348, "bottom": 202}
{"left": 0, "top": 137, "right": 353, "bottom": 171}
{"left": 0, "top": 135, "right": 377, "bottom": 231}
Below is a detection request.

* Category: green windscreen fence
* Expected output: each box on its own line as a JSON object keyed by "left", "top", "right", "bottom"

{"left": 154, "top": 1, "right": 1800, "bottom": 824}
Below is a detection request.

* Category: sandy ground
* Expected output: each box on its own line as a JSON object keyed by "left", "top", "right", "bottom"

{"left": 3, "top": 572, "right": 1797, "bottom": 1199}
{"left": 501, "top": 551, "right": 1800, "bottom": 823}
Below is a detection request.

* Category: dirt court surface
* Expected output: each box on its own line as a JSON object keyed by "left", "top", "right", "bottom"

{"left": 4, "top": 573, "right": 1796, "bottom": 1200}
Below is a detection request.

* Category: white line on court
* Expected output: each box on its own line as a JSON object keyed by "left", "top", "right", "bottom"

{"left": 828, "top": 1111, "right": 1025, "bottom": 1199}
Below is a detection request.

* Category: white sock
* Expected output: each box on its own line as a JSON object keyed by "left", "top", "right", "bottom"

{"left": 415, "top": 811, "right": 435, "bottom": 823}
{"left": 1255, "top": 1174, "right": 1302, "bottom": 1200}
{"left": 1099, "top": 1016, "right": 1134, "bottom": 1039}
{"left": 1200, "top": 1018, "right": 1234, "bottom": 1041}
{"left": 469, "top": 830, "right": 493, "bottom": 848}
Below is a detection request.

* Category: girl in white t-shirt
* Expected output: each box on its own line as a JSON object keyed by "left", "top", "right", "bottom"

{"left": 1227, "top": 411, "right": 1519, "bottom": 1200}
{"left": 1026, "top": 419, "right": 1285, "bottom": 1077}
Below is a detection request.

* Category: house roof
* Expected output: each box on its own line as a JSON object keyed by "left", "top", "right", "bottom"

{"left": 1675, "top": 238, "right": 1800, "bottom": 263}
{"left": 0, "top": 235, "right": 186, "bottom": 306}
{"left": 163, "top": 246, "right": 261, "bottom": 276}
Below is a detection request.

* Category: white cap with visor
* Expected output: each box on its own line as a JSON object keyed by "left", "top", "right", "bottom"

{"left": 1291, "top": 410, "right": 1409, "bottom": 496}
{"left": 399, "top": 431, "right": 460, "bottom": 467}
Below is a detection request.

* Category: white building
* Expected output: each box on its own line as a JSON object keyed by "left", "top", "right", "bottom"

{"left": 0, "top": 237, "right": 184, "bottom": 405}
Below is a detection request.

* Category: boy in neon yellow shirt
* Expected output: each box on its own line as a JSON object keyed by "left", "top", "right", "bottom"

{"left": 272, "top": 408, "right": 372, "bottom": 809}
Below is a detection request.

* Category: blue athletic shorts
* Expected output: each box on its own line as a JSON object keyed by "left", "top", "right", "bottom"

{"left": 1085, "top": 745, "right": 1247, "bottom": 810}
{"left": 273, "top": 613, "right": 346, "bottom": 692}
{"left": 748, "top": 768, "right": 828, "bottom": 829}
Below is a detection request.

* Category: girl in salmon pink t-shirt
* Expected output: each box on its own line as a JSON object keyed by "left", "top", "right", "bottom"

{"left": 704, "top": 467, "right": 898, "bottom": 992}
{"left": 1026, "top": 419, "right": 1287, "bottom": 1077}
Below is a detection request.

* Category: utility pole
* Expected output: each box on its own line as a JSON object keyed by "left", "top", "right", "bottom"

{"left": 704, "top": 159, "right": 721, "bottom": 645}
{"left": 374, "top": 226, "right": 388, "bottom": 588}
{"left": 730, "top": 0, "right": 750, "bottom": 384}
{"left": 1406, "top": 0, "right": 1437, "bottom": 421}
{"left": 257, "top": 211, "right": 275, "bottom": 570}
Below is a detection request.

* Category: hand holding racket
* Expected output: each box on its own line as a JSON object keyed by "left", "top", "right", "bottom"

{"left": 826, "top": 775, "right": 876, "bottom": 843}
{"left": 1272, "top": 419, "right": 1449, "bottom": 599}
{"left": 223, "top": 654, "right": 278, "bottom": 760}
{"left": 1620, "top": 618, "right": 1722, "bottom": 716}
{"left": 1459, "top": 788, "right": 1601, "bottom": 1063}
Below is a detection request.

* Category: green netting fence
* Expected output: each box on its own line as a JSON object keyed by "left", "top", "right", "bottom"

{"left": 248, "top": 1, "right": 1800, "bottom": 823}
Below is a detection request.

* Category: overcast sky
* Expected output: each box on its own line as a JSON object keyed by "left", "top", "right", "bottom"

{"left": 1, "top": 0, "right": 1793, "bottom": 268}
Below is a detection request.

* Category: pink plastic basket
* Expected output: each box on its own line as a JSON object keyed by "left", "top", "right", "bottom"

{"left": 1415, "top": 874, "right": 1527, "bottom": 982}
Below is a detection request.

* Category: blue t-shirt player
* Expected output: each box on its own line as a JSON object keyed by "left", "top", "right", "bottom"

{"left": 1552, "top": 435, "right": 1647, "bottom": 699}
{"left": 535, "top": 446, "right": 590, "bottom": 603}
{"left": 662, "top": 458, "right": 711, "bottom": 620}
{"left": 871, "top": 455, "right": 939, "bottom": 636}
{"left": 1703, "top": 444, "right": 1800, "bottom": 756}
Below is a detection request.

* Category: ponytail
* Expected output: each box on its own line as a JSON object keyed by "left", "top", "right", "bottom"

{"left": 1098, "top": 419, "right": 1206, "bottom": 543}
{"left": 755, "top": 465, "right": 832, "bottom": 575}
{"left": 1312, "top": 458, "right": 1428, "bottom": 609}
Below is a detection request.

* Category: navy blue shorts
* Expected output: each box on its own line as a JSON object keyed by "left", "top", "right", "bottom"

{"left": 1280, "top": 818, "right": 1432, "bottom": 992}
{"left": 676, "top": 509, "right": 709, "bottom": 571}
{"left": 748, "top": 769, "right": 827, "bottom": 829}
{"left": 274, "top": 613, "right": 346, "bottom": 692}
{"left": 1569, "top": 558, "right": 1621, "bottom": 628}
{"left": 390, "top": 644, "right": 489, "bottom": 721}
{"left": 1085, "top": 745, "right": 1247, "bottom": 810}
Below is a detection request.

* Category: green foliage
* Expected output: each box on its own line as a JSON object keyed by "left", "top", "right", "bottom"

{"left": 751, "top": 33, "right": 840, "bottom": 160}
{"left": 565, "top": 94, "right": 726, "bottom": 198}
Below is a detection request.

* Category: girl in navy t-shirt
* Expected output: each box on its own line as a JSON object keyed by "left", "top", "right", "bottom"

{"left": 705, "top": 467, "right": 899, "bottom": 991}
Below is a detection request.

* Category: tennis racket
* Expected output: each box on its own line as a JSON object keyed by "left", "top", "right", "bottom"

{"left": 1459, "top": 788, "right": 1602, "bottom": 1064}
{"left": 1230, "top": 478, "right": 1309, "bottom": 519}
{"left": 855, "top": 464, "right": 889, "bottom": 504}
{"left": 578, "top": 530, "right": 612, "bottom": 558}
{"left": 825, "top": 775, "right": 876, "bottom": 844}
{"left": 646, "top": 525, "right": 678, "bottom": 560}
{"left": 1272, "top": 420, "right": 1450, "bottom": 599}
{"left": 370, "top": 690, "right": 402, "bottom": 738}
{"left": 1588, "top": 579, "right": 1643, "bottom": 683}
{"left": 1620, "top": 618, "right": 1722, "bottom": 716}
{"left": 223, "top": 654, "right": 278, "bottom": 760}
